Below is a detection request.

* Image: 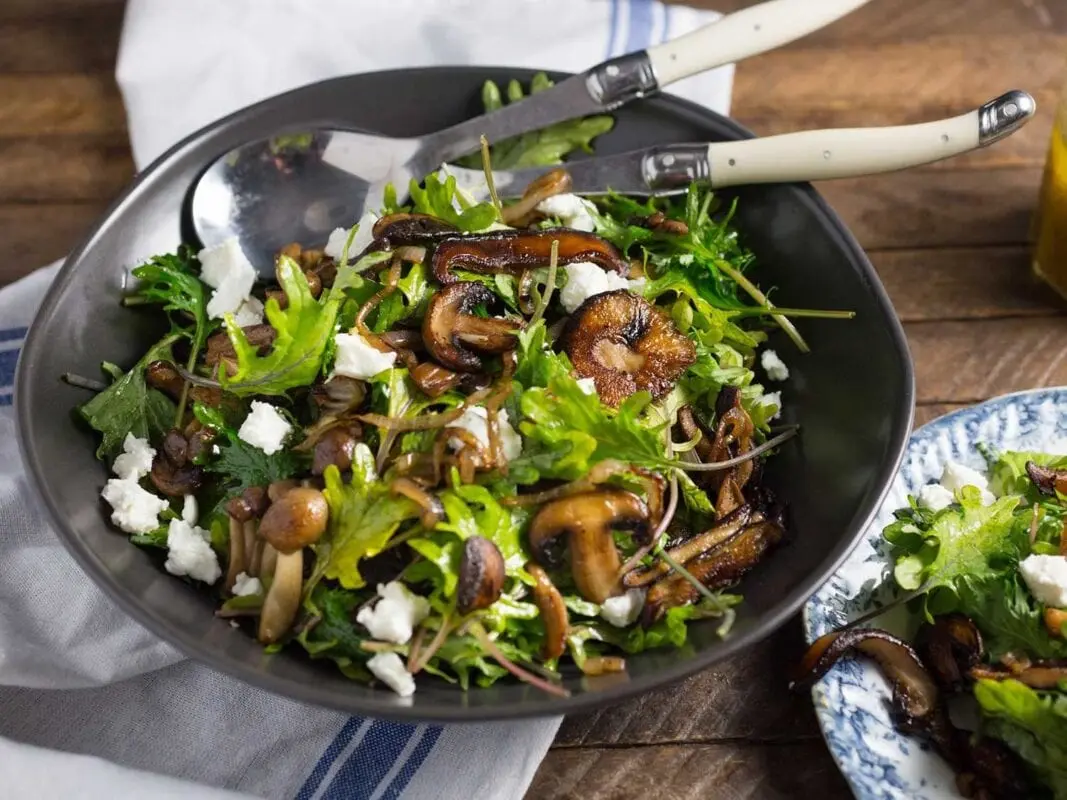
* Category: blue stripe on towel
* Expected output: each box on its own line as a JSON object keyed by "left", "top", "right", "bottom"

{"left": 296, "top": 717, "right": 367, "bottom": 800}
{"left": 625, "top": 0, "right": 655, "bottom": 53}
{"left": 0, "top": 327, "right": 28, "bottom": 343}
{"left": 378, "top": 725, "right": 443, "bottom": 800}
{"left": 0, "top": 347, "right": 20, "bottom": 396}
{"left": 320, "top": 720, "right": 416, "bottom": 800}
{"left": 606, "top": 0, "right": 620, "bottom": 58}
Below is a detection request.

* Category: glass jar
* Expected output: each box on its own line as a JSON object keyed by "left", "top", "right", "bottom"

{"left": 1034, "top": 82, "right": 1067, "bottom": 298}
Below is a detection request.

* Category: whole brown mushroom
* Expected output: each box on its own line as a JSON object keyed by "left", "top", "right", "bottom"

{"left": 257, "top": 487, "right": 329, "bottom": 554}
{"left": 456, "top": 536, "right": 506, "bottom": 615}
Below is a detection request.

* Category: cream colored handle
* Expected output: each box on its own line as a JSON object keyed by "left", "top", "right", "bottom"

{"left": 708, "top": 111, "right": 982, "bottom": 188}
{"left": 647, "top": 0, "right": 872, "bottom": 87}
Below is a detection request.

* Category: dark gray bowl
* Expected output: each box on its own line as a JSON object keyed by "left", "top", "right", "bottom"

{"left": 16, "top": 67, "right": 914, "bottom": 721}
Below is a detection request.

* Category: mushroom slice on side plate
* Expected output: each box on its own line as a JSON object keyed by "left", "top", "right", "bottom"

{"left": 563, "top": 290, "right": 696, "bottom": 408}
{"left": 430, "top": 229, "right": 629, "bottom": 285}
{"left": 421, "top": 282, "right": 523, "bottom": 372}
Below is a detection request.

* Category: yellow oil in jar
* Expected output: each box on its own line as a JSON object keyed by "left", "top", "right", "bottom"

{"left": 1034, "top": 104, "right": 1067, "bottom": 299}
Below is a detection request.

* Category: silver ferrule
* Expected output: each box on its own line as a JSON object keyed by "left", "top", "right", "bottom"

{"left": 642, "top": 144, "right": 712, "bottom": 191}
{"left": 978, "top": 90, "right": 1037, "bottom": 147}
{"left": 585, "top": 52, "right": 659, "bottom": 110}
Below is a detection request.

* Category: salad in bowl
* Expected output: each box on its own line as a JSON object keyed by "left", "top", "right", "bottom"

{"left": 72, "top": 76, "right": 839, "bottom": 699}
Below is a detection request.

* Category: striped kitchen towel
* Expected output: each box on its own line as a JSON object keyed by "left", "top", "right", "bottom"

{"left": 0, "top": 1, "right": 731, "bottom": 798}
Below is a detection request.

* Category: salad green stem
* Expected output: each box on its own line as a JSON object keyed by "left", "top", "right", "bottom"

{"left": 61, "top": 372, "right": 109, "bottom": 392}
{"left": 528, "top": 240, "right": 560, "bottom": 327}
{"left": 713, "top": 259, "right": 809, "bottom": 352}
{"left": 656, "top": 550, "right": 736, "bottom": 637}
{"left": 468, "top": 621, "right": 569, "bottom": 697}
{"left": 480, "top": 135, "right": 503, "bottom": 219}
{"left": 730, "top": 307, "right": 856, "bottom": 321}
{"left": 665, "top": 426, "right": 799, "bottom": 472}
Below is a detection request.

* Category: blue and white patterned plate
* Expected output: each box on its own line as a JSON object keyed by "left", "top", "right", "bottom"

{"left": 803, "top": 388, "right": 1067, "bottom": 800}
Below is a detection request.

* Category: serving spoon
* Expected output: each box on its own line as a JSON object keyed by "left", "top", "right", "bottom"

{"left": 190, "top": 0, "right": 873, "bottom": 274}
{"left": 446, "top": 90, "right": 1037, "bottom": 199}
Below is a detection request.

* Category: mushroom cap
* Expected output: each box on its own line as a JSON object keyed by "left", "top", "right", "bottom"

{"left": 456, "top": 536, "right": 506, "bottom": 614}
{"left": 257, "top": 486, "right": 329, "bottom": 554}
{"left": 431, "top": 229, "right": 628, "bottom": 285}
{"left": 528, "top": 489, "right": 650, "bottom": 604}
{"left": 421, "top": 281, "right": 522, "bottom": 372}
{"left": 562, "top": 290, "right": 696, "bottom": 407}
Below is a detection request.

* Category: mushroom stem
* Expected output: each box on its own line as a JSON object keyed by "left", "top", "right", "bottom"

{"left": 225, "top": 516, "right": 246, "bottom": 592}
{"left": 257, "top": 549, "right": 304, "bottom": 644}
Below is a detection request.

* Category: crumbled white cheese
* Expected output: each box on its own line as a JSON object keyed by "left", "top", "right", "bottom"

{"left": 677, "top": 253, "right": 695, "bottom": 266}
{"left": 560, "top": 262, "right": 632, "bottom": 314}
{"left": 332, "top": 332, "right": 397, "bottom": 381}
{"left": 181, "top": 494, "right": 198, "bottom": 525}
{"left": 627, "top": 277, "right": 648, "bottom": 296}
{"left": 232, "top": 571, "right": 263, "bottom": 597}
{"left": 111, "top": 433, "right": 155, "bottom": 481}
{"left": 761, "top": 391, "right": 782, "bottom": 421}
{"left": 198, "top": 237, "right": 258, "bottom": 320}
{"left": 356, "top": 581, "right": 430, "bottom": 645}
{"left": 917, "top": 483, "right": 955, "bottom": 512}
{"left": 448, "top": 406, "right": 523, "bottom": 462}
{"left": 325, "top": 210, "right": 378, "bottom": 263}
{"left": 164, "top": 515, "right": 221, "bottom": 584}
{"left": 101, "top": 478, "right": 170, "bottom": 534}
{"left": 536, "top": 193, "right": 598, "bottom": 232}
{"left": 760, "top": 349, "right": 790, "bottom": 382}
{"left": 367, "top": 651, "right": 416, "bottom": 697}
{"left": 576, "top": 377, "right": 597, "bottom": 396}
{"left": 237, "top": 401, "right": 292, "bottom": 455}
{"left": 940, "top": 461, "right": 996, "bottom": 505}
{"left": 1020, "top": 554, "right": 1067, "bottom": 607}
{"left": 232, "top": 296, "right": 264, "bottom": 327}
{"left": 600, "top": 588, "right": 647, "bottom": 627}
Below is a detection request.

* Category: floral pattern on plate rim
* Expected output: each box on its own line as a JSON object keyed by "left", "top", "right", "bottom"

{"left": 802, "top": 388, "right": 1067, "bottom": 800}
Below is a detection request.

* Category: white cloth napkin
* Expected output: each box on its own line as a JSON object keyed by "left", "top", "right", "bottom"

{"left": 2, "top": 1, "right": 732, "bottom": 798}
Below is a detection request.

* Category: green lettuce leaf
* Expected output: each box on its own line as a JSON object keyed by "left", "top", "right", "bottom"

{"left": 456, "top": 72, "right": 613, "bottom": 170}
{"left": 219, "top": 255, "right": 340, "bottom": 396}
{"left": 127, "top": 247, "right": 213, "bottom": 358}
{"left": 78, "top": 334, "right": 179, "bottom": 462}
{"left": 975, "top": 679, "right": 1067, "bottom": 797}
{"left": 886, "top": 486, "right": 1019, "bottom": 603}
{"left": 408, "top": 172, "right": 498, "bottom": 232}
{"left": 990, "top": 449, "right": 1067, "bottom": 503}
{"left": 956, "top": 573, "right": 1067, "bottom": 661}
{"left": 372, "top": 262, "right": 431, "bottom": 333}
{"left": 316, "top": 450, "right": 420, "bottom": 589}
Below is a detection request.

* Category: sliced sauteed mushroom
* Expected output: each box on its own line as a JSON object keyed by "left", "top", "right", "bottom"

{"left": 145, "top": 360, "right": 222, "bottom": 406}
{"left": 528, "top": 490, "right": 651, "bottom": 604}
{"left": 258, "top": 549, "right": 303, "bottom": 644}
{"left": 562, "top": 290, "right": 696, "bottom": 408}
{"left": 631, "top": 211, "right": 689, "bottom": 236}
{"left": 527, "top": 563, "right": 568, "bottom": 660}
{"left": 1045, "top": 607, "right": 1067, "bottom": 638}
{"left": 970, "top": 658, "right": 1067, "bottom": 689}
{"left": 707, "top": 387, "right": 756, "bottom": 496}
{"left": 431, "top": 229, "right": 628, "bottom": 285}
{"left": 311, "top": 425, "right": 360, "bottom": 475}
{"left": 205, "top": 324, "right": 276, "bottom": 373}
{"left": 915, "top": 615, "right": 984, "bottom": 693}
{"left": 456, "top": 536, "right": 506, "bottom": 615}
{"left": 390, "top": 478, "right": 444, "bottom": 529}
{"left": 1026, "top": 460, "right": 1067, "bottom": 496}
{"left": 422, "top": 282, "right": 522, "bottom": 372}
{"left": 500, "top": 168, "right": 573, "bottom": 227}
{"left": 410, "top": 362, "right": 462, "bottom": 397}
{"left": 794, "top": 629, "right": 953, "bottom": 746}
{"left": 370, "top": 212, "right": 460, "bottom": 251}
{"left": 310, "top": 375, "right": 366, "bottom": 416}
{"left": 225, "top": 516, "right": 248, "bottom": 592}
{"left": 225, "top": 486, "right": 270, "bottom": 523}
{"left": 623, "top": 505, "right": 753, "bottom": 588}
{"left": 149, "top": 434, "right": 203, "bottom": 497}
{"left": 257, "top": 486, "right": 329, "bottom": 554}
{"left": 642, "top": 516, "right": 784, "bottom": 625}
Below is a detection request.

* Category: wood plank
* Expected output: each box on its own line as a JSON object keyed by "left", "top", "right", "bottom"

{"left": 0, "top": 0, "right": 124, "bottom": 23}
{"left": 0, "top": 75, "right": 126, "bottom": 137}
{"left": 693, "top": 0, "right": 1067, "bottom": 39}
{"left": 528, "top": 741, "right": 850, "bottom": 800}
{"left": 816, "top": 167, "right": 1041, "bottom": 250}
{"left": 0, "top": 203, "right": 107, "bottom": 282}
{"left": 907, "top": 316, "right": 1067, "bottom": 404}
{"left": 915, "top": 403, "right": 970, "bottom": 428}
{"left": 0, "top": 12, "right": 123, "bottom": 73}
{"left": 872, "top": 245, "right": 1060, "bottom": 322}
{"left": 556, "top": 625, "right": 818, "bottom": 746}
{"left": 0, "top": 137, "right": 132, "bottom": 202}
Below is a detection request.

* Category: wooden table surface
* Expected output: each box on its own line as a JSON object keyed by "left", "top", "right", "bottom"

{"left": 5, "top": 0, "right": 1067, "bottom": 797}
